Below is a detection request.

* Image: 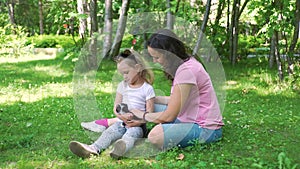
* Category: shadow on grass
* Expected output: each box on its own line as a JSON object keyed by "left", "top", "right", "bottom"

{"left": 0, "top": 56, "right": 299, "bottom": 168}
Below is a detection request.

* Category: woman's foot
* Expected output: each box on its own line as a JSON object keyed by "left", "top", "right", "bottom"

{"left": 81, "top": 121, "right": 106, "bottom": 133}
{"left": 69, "top": 141, "right": 99, "bottom": 158}
{"left": 110, "top": 139, "right": 127, "bottom": 159}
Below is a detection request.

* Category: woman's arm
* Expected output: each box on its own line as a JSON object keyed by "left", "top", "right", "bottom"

{"left": 132, "top": 84, "right": 193, "bottom": 123}
{"left": 125, "top": 97, "right": 155, "bottom": 127}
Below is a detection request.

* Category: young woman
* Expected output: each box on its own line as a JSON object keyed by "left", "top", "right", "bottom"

{"left": 69, "top": 49, "right": 155, "bottom": 159}
{"left": 131, "top": 29, "right": 224, "bottom": 150}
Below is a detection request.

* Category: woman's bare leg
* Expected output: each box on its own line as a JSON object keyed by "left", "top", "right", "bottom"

{"left": 147, "top": 124, "right": 164, "bottom": 149}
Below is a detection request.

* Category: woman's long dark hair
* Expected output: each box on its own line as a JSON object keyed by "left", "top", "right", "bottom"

{"left": 147, "top": 29, "right": 191, "bottom": 81}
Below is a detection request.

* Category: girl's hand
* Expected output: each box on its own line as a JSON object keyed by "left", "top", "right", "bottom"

{"left": 116, "top": 113, "right": 133, "bottom": 122}
{"left": 125, "top": 120, "right": 144, "bottom": 127}
{"left": 130, "top": 109, "right": 144, "bottom": 119}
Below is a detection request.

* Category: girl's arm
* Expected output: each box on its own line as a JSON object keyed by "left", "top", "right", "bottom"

{"left": 114, "top": 92, "right": 130, "bottom": 122}
{"left": 131, "top": 84, "right": 193, "bottom": 123}
{"left": 113, "top": 92, "right": 123, "bottom": 116}
{"left": 146, "top": 98, "right": 155, "bottom": 113}
{"left": 154, "top": 96, "right": 170, "bottom": 105}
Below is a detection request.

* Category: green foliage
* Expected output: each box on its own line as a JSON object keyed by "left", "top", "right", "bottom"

{"left": 248, "top": 0, "right": 296, "bottom": 38}
{"left": 238, "top": 35, "right": 267, "bottom": 57}
{"left": 14, "top": 0, "right": 40, "bottom": 34}
{"left": 26, "top": 35, "right": 77, "bottom": 48}
{"left": 0, "top": 13, "right": 9, "bottom": 27}
{"left": 0, "top": 24, "right": 30, "bottom": 57}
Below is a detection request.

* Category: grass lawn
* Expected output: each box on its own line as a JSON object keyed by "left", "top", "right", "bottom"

{"left": 0, "top": 52, "right": 299, "bottom": 169}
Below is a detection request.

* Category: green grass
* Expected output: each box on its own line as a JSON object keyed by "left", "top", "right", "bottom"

{"left": 0, "top": 53, "right": 299, "bottom": 169}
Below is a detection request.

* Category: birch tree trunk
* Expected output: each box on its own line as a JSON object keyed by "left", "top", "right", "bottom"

{"left": 274, "top": 31, "right": 284, "bottom": 81}
{"left": 77, "top": 0, "right": 87, "bottom": 41}
{"left": 109, "top": 0, "right": 131, "bottom": 58}
{"left": 7, "top": 1, "right": 16, "bottom": 34}
{"left": 103, "top": 0, "right": 113, "bottom": 57}
{"left": 269, "top": 33, "right": 276, "bottom": 68}
{"left": 38, "top": 0, "right": 44, "bottom": 35}
{"left": 193, "top": 0, "right": 212, "bottom": 55}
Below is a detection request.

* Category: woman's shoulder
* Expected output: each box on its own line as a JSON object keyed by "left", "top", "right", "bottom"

{"left": 178, "top": 57, "right": 204, "bottom": 72}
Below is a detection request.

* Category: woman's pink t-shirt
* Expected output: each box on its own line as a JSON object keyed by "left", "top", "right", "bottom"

{"left": 172, "top": 57, "right": 224, "bottom": 130}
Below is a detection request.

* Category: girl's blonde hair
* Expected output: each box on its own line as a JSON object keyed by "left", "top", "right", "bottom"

{"left": 115, "top": 49, "right": 154, "bottom": 85}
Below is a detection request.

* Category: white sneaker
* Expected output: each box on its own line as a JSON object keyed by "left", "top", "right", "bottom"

{"left": 110, "top": 139, "right": 127, "bottom": 159}
{"left": 69, "top": 141, "right": 99, "bottom": 158}
{"left": 81, "top": 121, "right": 106, "bottom": 133}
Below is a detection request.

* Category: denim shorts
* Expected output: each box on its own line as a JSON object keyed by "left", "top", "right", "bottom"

{"left": 162, "top": 119, "right": 222, "bottom": 149}
{"left": 153, "top": 104, "right": 222, "bottom": 149}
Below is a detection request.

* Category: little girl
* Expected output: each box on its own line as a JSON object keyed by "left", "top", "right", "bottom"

{"left": 69, "top": 49, "right": 155, "bottom": 159}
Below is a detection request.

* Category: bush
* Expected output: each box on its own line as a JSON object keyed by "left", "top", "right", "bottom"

{"left": 26, "top": 35, "right": 77, "bottom": 48}
{"left": 238, "top": 35, "right": 266, "bottom": 57}
{"left": 0, "top": 24, "right": 30, "bottom": 57}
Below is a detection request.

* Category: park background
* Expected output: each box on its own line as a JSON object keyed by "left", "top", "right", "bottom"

{"left": 0, "top": 0, "right": 299, "bottom": 168}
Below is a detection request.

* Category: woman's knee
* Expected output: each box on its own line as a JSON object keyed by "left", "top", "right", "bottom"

{"left": 148, "top": 125, "right": 164, "bottom": 148}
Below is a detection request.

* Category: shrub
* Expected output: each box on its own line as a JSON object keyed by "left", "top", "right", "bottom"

{"left": 238, "top": 35, "right": 266, "bottom": 58}
{"left": 26, "top": 35, "right": 77, "bottom": 48}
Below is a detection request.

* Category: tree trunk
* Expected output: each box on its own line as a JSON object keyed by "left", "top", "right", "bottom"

{"left": 88, "top": 35, "right": 98, "bottom": 70}
{"left": 274, "top": 31, "right": 284, "bottom": 81}
{"left": 287, "top": 0, "right": 300, "bottom": 75}
{"left": 38, "top": 0, "right": 44, "bottom": 35}
{"left": 237, "top": 0, "right": 250, "bottom": 19}
{"left": 89, "top": 0, "right": 98, "bottom": 35}
{"left": 226, "top": 0, "right": 230, "bottom": 34}
{"left": 87, "top": 0, "right": 98, "bottom": 70}
{"left": 232, "top": 0, "right": 240, "bottom": 65}
{"left": 212, "top": 0, "right": 225, "bottom": 37}
{"left": 229, "top": 0, "right": 240, "bottom": 65}
{"left": 77, "top": 0, "right": 87, "bottom": 41}
{"left": 103, "top": 0, "right": 113, "bottom": 57}
{"left": 269, "top": 33, "right": 276, "bottom": 68}
{"left": 109, "top": 0, "right": 131, "bottom": 59}
{"left": 229, "top": 0, "right": 235, "bottom": 64}
{"left": 166, "top": 0, "right": 174, "bottom": 30}
{"left": 193, "top": 0, "right": 212, "bottom": 55}
{"left": 7, "top": 1, "right": 16, "bottom": 34}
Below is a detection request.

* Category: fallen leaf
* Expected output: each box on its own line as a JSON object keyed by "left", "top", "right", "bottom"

{"left": 176, "top": 153, "right": 184, "bottom": 160}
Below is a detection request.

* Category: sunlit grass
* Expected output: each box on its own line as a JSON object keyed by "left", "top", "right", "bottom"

{"left": 0, "top": 82, "right": 73, "bottom": 104}
{"left": 0, "top": 52, "right": 57, "bottom": 63}
{"left": 0, "top": 54, "right": 299, "bottom": 168}
{"left": 32, "top": 64, "right": 69, "bottom": 77}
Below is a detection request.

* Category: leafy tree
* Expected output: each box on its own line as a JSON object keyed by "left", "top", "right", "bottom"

{"left": 248, "top": 0, "right": 298, "bottom": 81}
